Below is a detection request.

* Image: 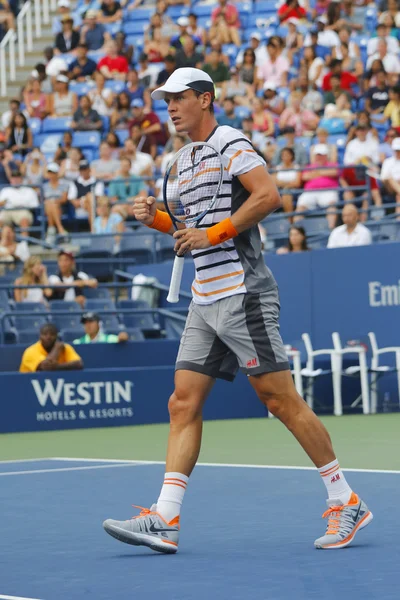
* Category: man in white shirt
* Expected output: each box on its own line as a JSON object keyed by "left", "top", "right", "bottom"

{"left": 367, "top": 25, "right": 399, "bottom": 56}
{"left": 0, "top": 169, "right": 39, "bottom": 233}
{"left": 381, "top": 137, "right": 400, "bottom": 210}
{"left": 366, "top": 39, "right": 400, "bottom": 77}
{"left": 236, "top": 32, "right": 269, "bottom": 68}
{"left": 48, "top": 250, "right": 98, "bottom": 308}
{"left": 304, "top": 18, "right": 340, "bottom": 48}
{"left": 121, "top": 138, "right": 154, "bottom": 178}
{"left": 43, "top": 46, "right": 68, "bottom": 79}
{"left": 343, "top": 125, "right": 380, "bottom": 166}
{"left": 327, "top": 203, "right": 372, "bottom": 248}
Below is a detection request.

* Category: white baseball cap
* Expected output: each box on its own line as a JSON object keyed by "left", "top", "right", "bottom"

{"left": 58, "top": 0, "right": 70, "bottom": 7}
{"left": 151, "top": 67, "right": 215, "bottom": 100}
{"left": 314, "top": 143, "right": 329, "bottom": 155}
{"left": 250, "top": 31, "right": 261, "bottom": 41}
{"left": 47, "top": 162, "right": 60, "bottom": 173}
{"left": 392, "top": 137, "right": 400, "bottom": 151}
{"left": 177, "top": 16, "right": 189, "bottom": 27}
{"left": 263, "top": 81, "right": 277, "bottom": 91}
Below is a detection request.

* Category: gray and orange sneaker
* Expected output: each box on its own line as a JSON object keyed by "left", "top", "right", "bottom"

{"left": 314, "top": 492, "right": 373, "bottom": 549}
{"left": 103, "top": 504, "right": 179, "bottom": 554}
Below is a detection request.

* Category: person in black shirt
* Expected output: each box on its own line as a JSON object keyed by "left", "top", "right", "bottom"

{"left": 156, "top": 54, "right": 176, "bottom": 86}
{"left": 175, "top": 37, "right": 203, "bottom": 69}
{"left": 99, "top": 0, "right": 122, "bottom": 23}
{"left": 54, "top": 15, "right": 80, "bottom": 54}
{"left": 365, "top": 70, "right": 390, "bottom": 115}
{"left": 71, "top": 95, "right": 103, "bottom": 131}
{"left": 69, "top": 43, "right": 97, "bottom": 81}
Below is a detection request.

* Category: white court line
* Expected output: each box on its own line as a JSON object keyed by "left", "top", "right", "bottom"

{"left": 0, "top": 458, "right": 52, "bottom": 465}
{"left": 0, "top": 595, "right": 42, "bottom": 600}
{"left": 0, "top": 463, "right": 139, "bottom": 477}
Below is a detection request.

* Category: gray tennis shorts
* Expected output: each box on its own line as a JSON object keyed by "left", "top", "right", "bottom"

{"left": 176, "top": 286, "right": 290, "bottom": 381}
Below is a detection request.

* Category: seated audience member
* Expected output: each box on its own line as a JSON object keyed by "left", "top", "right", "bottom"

{"left": 98, "top": 40, "right": 129, "bottom": 81}
{"left": 366, "top": 39, "right": 400, "bottom": 82}
{"left": 365, "top": 70, "right": 389, "bottom": 116}
{"left": 156, "top": 54, "right": 177, "bottom": 87}
{"left": 19, "top": 323, "right": 83, "bottom": 373}
{"left": 327, "top": 204, "right": 372, "bottom": 248}
{"left": 14, "top": 256, "right": 52, "bottom": 304}
{"left": 323, "top": 93, "right": 354, "bottom": 128}
{"left": 381, "top": 137, "right": 400, "bottom": 215}
{"left": 121, "top": 139, "right": 154, "bottom": 178}
{"left": 279, "top": 91, "right": 319, "bottom": 137}
{"left": 257, "top": 37, "right": 289, "bottom": 89}
{"left": 323, "top": 74, "right": 349, "bottom": 107}
{"left": 110, "top": 92, "right": 134, "bottom": 130}
{"left": 296, "top": 73, "right": 324, "bottom": 116}
{"left": 54, "top": 131, "right": 73, "bottom": 163}
{"left": 278, "top": 1, "right": 307, "bottom": 23}
{"left": 237, "top": 48, "right": 257, "bottom": 86}
{"left": 54, "top": 14, "right": 80, "bottom": 54}
{"left": 271, "top": 126, "right": 309, "bottom": 167}
{"left": 235, "top": 32, "right": 267, "bottom": 69}
{"left": 91, "top": 141, "right": 121, "bottom": 182}
{"left": 80, "top": 9, "right": 110, "bottom": 51}
{"left": 43, "top": 163, "right": 70, "bottom": 243}
{"left": 262, "top": 82, "right": 285, "bottom": 120}
{"left": 71, "top": 95, "right": 103, "bottom": 131}
{"left": 322, "top": 59, "right": 358, "bottom": 93}
{"left": 346, "top": 111, "right": 379, "bottom": 144}
{"left": 219, "top": 66, "right": 255, "bottom": 107}
{"left": 23, "top": 77, "right": 48, "bottom": 120}
{"left": 271, "top": 147, "right": 301, "bottom": 214}
{"left": 20, "top": 149, "right": 47, "bottom": 190}
{"left": 210, "top": 0, "right": 241, "bottom": 47}
{"left": 52, "top": 0, "right": 76, "bottom": 35}
{"left": 43, "top": 46, "right": 68, "bottom": 81}
{"left": 115, "top": 31, "right": 134, "bottom": 65}
{"left": 1, "top": 98, "right": 25, "bottom": 131}
{"left": 67, "top": 159, "right": 104, "bottom": 222}
{"left": 74, "top": 312, "right": 128, "bottom": 344}
{"left": 105, "top": 132, "right": 121, "bottom": 159}
{"left": 310, "top": 128, "right": 337, "bottom": 163}
{"left": 188, "top": 12, "right": 206, "bottom": 46}
{"left": 217, "top": 98, "right": 243, "bottom": 128}
{"left": 0, "top": 224, "right": 30, "bottom": 263}
{"left": 144, "top": 26, "right": 170, "bottom": 63}
{"left": 0, "top": 0, "right": 15, "bottom": 33}
{"left": 383, "top": 85, "right": 400, "bottom": 128}
{"left": 295, "top": 144, "right": 339, "bottom": 229}
{"left": 108, "top": 157, "right": 147, "bottom": 208}
{"left": 202, "top": 49, "right": 231, "bottom": 86}
{"left": 93, "top": 196, "right": 124, "bottom": 237}
{"left": 48, "top": 250, "right": 98, "bottom": 308}
{"left": 174, "top": 37, "right": 203, "bottom": 70}
{"left": 47, "top": 75, "right": 78, "bottom": 117}
{"left": 0, "top": 143, "right": 18, "bottom": 185}
{"left": 88, "top": 71, "right": 115, "bottom": 116}
{"left": 59, "top": 147, "right": 84, "bottom": 181}
{"left": 276, "top": 226, "right": 309, "bottom": 255}
{"left": 68, "top": 43, "right": 97, "bottom": 81}
{"left": 379, "top": 129, "right": 398, "bottom": 163}
{"left": 251, "top": 97, "right": 275, "bottom": 140}
{"left": 126, "top": 69, "right": 151, "bottom": 110}
{"left": 98, "top": 0, "right": 123, "bottom": 23}
{"left": 0, "top": 168, "right": 39, "bottom": 233}
{"left": 5, "top": 112, "right": 33, "bottom": 157}
{"left": 128, "top": 99, "right": 166, "bottom": 158}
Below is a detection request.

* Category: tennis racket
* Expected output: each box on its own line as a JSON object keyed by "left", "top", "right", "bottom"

{"left": 163, "top": 141, "right": 224, "bottom": 303}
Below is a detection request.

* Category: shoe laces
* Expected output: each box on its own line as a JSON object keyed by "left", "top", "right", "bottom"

{"left": 322, "top": 505, "right": 344, "bottom": 535}
{"left": 131, "top": 505, "right": 155, "bottom": 519}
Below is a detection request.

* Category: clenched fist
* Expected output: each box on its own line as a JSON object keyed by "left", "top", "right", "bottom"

{"left": 133, "top": 195, "right": 157, "bottom": 226}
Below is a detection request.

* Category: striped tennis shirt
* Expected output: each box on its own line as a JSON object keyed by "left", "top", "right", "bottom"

{"left": 187, "top": 125, "right": 276, "bottom": 304}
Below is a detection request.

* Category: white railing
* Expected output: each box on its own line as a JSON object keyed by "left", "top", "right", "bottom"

{"left": 0, "top": 0, "right": 55, "bottom": 98}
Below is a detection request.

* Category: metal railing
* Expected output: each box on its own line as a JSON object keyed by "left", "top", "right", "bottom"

{"left": 0, "top": 0, "right": 53, "bottom": 98}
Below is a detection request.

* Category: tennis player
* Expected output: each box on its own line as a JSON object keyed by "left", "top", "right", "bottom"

{"left": 103, "top": 68, "right": 372, "bottom": 552}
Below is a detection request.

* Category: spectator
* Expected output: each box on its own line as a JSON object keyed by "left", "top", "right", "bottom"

{"left": 20, "top": 148, "right": 47, "bottom": 190}
{"left": 210, "top": 0, "right": 241, "bottom": 47}
{"left": 91, "top": 141, "right": 121, "bottom": 182}
{"left": 219, "top": 66, "right": 255, "bottom": 107}
{"left": 137, "top": 53, "right": 160, "bottom": 89}
{"left": 0, "top": 224, "right": 30, "bottom": 263}
{"left": 237, "top": 48, "right": 257, "bottom": 86}
{"left": 1, "top": 98, "right": 25, "bottom": 131}
{"left": 5, "top": 113, "right": 33, "bottom": 157}
{"left": 346, "top": 111, "right": 379, "bottom": 144}
{"left": 0, "top": 143, "right": 18, "bottom": 185}
{"left": 156, "top": 55, "right": 177, "bottom": 87}
{"left": 54, "top": 14, "right": 80, "bottom": 54}
{"left": 271, "top": 147, "right": 301, "bottom": 214}
{"left": 59, "top": 147, "right": 84, "bottom": 181}
{"left": 174, "top": 37, "right": 203, "bottom": 70}
{"left": 296, "top": 73, "right": 324, "bottom": 115}
{"left": 109, "top": 156, "right": 147, "bottom": 211}
{"left": 48, "top": 75, "right": 78, "bottom": 117}
{"left": 304, "top": 17, "right": 340, "bottom": 48}
{"left": 54, "top": 131, "right": 73, "bottom": 163}
{"left": 337, "top": 0, "right": 365, "bottom": 33}
{"left": 110, "top": 92, "right": 133, "bottom": 130}
{"left": 323, "top": 73, "right": 351, "bottom": 107}
{"left": 19, "top": 323, "right": 83, "bottom": 373}
{"left": 278, "top": 0, "right": 307, "bottom": 23}
{"left": 251, "top": 97, "right": 275, "bottom": 139}
{"left": 367, "top": 23, "right": 399, "bottom": 57}
{"left": 67, "top": 159, "right": 104, "bottom": 223}
{"left": 236, "top": 33, "right": 268, "bottom": 69}
{"left": 80, "top": 9, "right": 109, "bottom": 51}
{"left": 381, "top": 137, "right": 400, "bottom": 216}
{"left": 126, "top": 69, "right": 151, "bottom": 110}
{"left": 365, "top": 70, "right": 390, "bottom": 116}
{"left": 34, "top": 62, "right": 52, "bottom": 94}
{"left": 203, "top": 49, "right": 230, "bottom": 87}
{"left": 344, "top": 124, "right": 380, "bottom": 166}
{"left": 128, "top": 99, "right": 166, "bottom": 158}
{"left": 285, "top": 18, "right": 304, "bottom": 62}
{"left": 334, "top": 41, "right": 364, "bottom": 78}
{"left": 217, "top": 98, "right": 243, "bottom": 128}
{"left": 22, "top": 77, "right": 48, "bottom": 120}
{"left": 295, "top": 144, "right": 339, "bottom": 229}
{"left": 43, "top": 46, "right": 68, "bottom": 80}
{"left": 14, "top": 257, "right": 52, "bottom": 304}
{"left": 322, "top": 59, "right": 358, "bottom": 93}
{"left": 323, "top": 93, "right": 354, "bottom": 128}
{"left": 98, "top": 0, "right": 123, "bottom": 23}
{"left": 327, "top": 204, "right": 372, "bottom": 248}
{"left": 98, "top": 39, "right": 129, "bottom": 81}
{"left": 74, "top": 312, "right": 128, "bottom": 344}
{"left": 170, "top": 16, "right": 200, "bottom": 51}
{"left": 144, "top": 27, "right": 169, "bottom": 63}
{"left": 383, "top": 85, "right": 400, "bottom": 128}
{"left": 93, "top": 196, "right": 124, "bottom": 235}
{"left": 310, "top": 128, "right": 337, "bottom": 163}
{"left": 276, "top": 226, "right": 309, "bottom": 255}
{"left": 0, "top": 168, "right": 39, "bottom": 233}
{"left": 105, "top": 131, "right": 121, "bottom": 159}
{"left": 301, "top": 46, "right": 325, "bottom": 89}
{"left": 52, "top": 0, "right": 76, "bottom": 35}
{"left": 48, "top": 250, "right": 98, "bottom": 307}
{"left": 121, "top": 138, "right": 154, "bottom": 178}
{"left": 42, "top": 162, "right": 70, "bottom": 243}
{"left": 188, "top": 13, "right": 206, "bottom": 46}
{"left": 68, "top": 43, "right": 97, "bottom": 81}
{"left": 257, "top": 37, "right": 290, "bottom": 89}
{"left": 88, "top": 71, "right": 114, "bottom": 116}
{"left": 271, "top": 126, "right": 308, "bottom": 167}
{"left": 0, "top": 0, "right": 15, "bottom": 31}
{"left": 71, "top": 95, "right": 102, "bottom": 131}
{"left": 74, "top": 0, "right": 101, "bottom": 24}
{"left": 379, "top": 128, "right": 398, "bottom": 163}
{"left": 367, "top": 39, "right": 400, "bottom": 81}
{"left": 115, "top": 31, "right": 134, "bottom": 65}
{"left": 279, "top": 91, "right": 319, "bottom": 137}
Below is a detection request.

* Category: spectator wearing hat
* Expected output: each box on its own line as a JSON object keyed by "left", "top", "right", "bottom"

{"left": 68, "top": 43, "right": 97, "bottom": 81}
{"left": 128, "top": 100, "right": 165, "bottom": 159}
{"left": 327, "top": 204, "right": 372, "bottom": 249}
{"left": 381, "top": 137, "right": 400, "bottom": 216}
{"left": 71, "top": 95, "right": 102, "bottom": 131}
{"left": 48, "top": 250, "right": 98, "bottom": 307}
{"left": 0, "top": 168, "right": 39, "bottom": 233}
{"left": 219, "top": 66, "right": 255, "bottom": 107}
{"left": 277, "top": 0, "right": 307, "bottom": 23}
{"left": 67, "top": 159, "right": 104, "bottom": 224}
{"left": 19, "top": 323, "right": 83, "bottom": 373}
{"left": 210, "top": 0, "right": 241, "bottom": 47}
{"left": 236, "top": 33, "right": 268, "bottom": 69}
{"left": 52, "top": 0, "right": 77, "bottom": 35}
{"left": 80, "top": 10, "right": 110, "bottom": 51}
{"left": 54, "top": 14, "right": 80, "bottom": 54}
{"left": 174, "top": 38, "right": 204, "bottom": 70}
{"left": 42, "top": 162, "right": 70, "bottom": 243}
{"left": 5, "top": 112, "right": 33, "bottom": 157}
{"left": 48, "top": 74, "right": 78, "bottom": 117}
{"left": 98, "top": 39, "right": 129, "bottom": 81}
{"left": 74, "top": 312, "right": 128, "bottom": 344}
{"left": 98, "top": 0, "right": 123, "bottom": 23}
{"left": 295, "top": 144, "right": 340, "bottom": 229}
{"left": 257, "top": 36, "right": 290, "bottom": 89}
{"left": 170, "top": 16, "right": 201, "bottom": 50}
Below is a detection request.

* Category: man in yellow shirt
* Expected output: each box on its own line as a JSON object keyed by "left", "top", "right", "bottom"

{"left": 19, "top": 323, "right": 84, "bottom": 373}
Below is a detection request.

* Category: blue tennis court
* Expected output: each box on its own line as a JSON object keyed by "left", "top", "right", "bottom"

{"left": 1, "top": 458, "right": 398, "bottom": 600}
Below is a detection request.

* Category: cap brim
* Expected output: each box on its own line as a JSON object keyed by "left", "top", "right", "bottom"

{"left": 151, "top": 82, "right": 191, "bottom": 100}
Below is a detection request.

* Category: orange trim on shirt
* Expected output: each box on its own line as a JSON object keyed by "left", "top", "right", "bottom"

{"left": 179, "top": 167, "right": 221, "bottom": 187}
{"left": 194, "top": 270, "right": 244, "bottom": 285}
{"left": 227, "top": 149, "right": 256, "bottom": 172}
{"left": 191, "top": 282, "right": 245, "bottom": 297}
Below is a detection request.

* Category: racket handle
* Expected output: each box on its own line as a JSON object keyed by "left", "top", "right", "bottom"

{"left": 167, "top": 255, "right": 185, "bottom": 303}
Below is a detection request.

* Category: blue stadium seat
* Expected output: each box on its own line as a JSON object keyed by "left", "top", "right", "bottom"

{"left": 101, "top": 115, "right": 110, "bottom": 132}
{"left": 85, "top": 298, "right": 116, "bottom": 312}
{"left": 17, "top": 330, "right": 43, "bottom": 344}
{"left": 126, "top": 7, "right": 152, "bottom": 21}
{"left": 157, "top": 234, "right": 175, "bottom": 262}
{"left": 13, "top": 302, "right": 48, "bottom": 332}
{"left": 61, "top": 328, "right": 85, "bottom": 343}
{"left": 302, "top": 217, "right": 328, "bottom": 235}
{"left": 156, "top": 110, "right": 170, "bottom": 123}
{"left": 28, "top": 118, "right": 42, "bottom": 135}
{"left": 254, "top": 0, "right": 278, "bottom": 12}
{"left": 126, "top": 35, "right": 144, "bottom": 48}
{"left": 69, "top": 81, "right": 94, "bottom": 97}
{"left": 42, "top": 117, "right": 73, "bottom": 134}
{"left": 318, "top": 118, "right": 347, "bottom": 135}
{"left": 193, "top": 4, "right": 216, "bottom": 16}
{"left": 104, "top": 21, "right": 122, "bottom": 36}
{"left": 72, "top": 131, "right": 102, "bottom": 150}
{"left": 117, "top": 233, "right": 156, "bottom": 264}
{"left": 235, "top": 105, "right": 251, "bottom": 120}
{"left": 122, "top": 21, "right": 147, "bottom": 35}
{"left": 117, "top": 300, "right": 161, "bottom": 336}
{"left": 34, "top": 133, "right": 62, "bottom": 154}
{"left": 50, "top": 300, "right": 81, "bottom": 331}
{"left": 166, "top": 5, "right": 189, "bottom": 19}
{"left": 125, "top": 328, "right": 145, "bottom": 341}
{"left": 152, "top": 99, "right": 167, "bottom": 111}
{"left": 115, "top": 129, "right": 129, "bottom": 144}
{"left": 104, "top": 80, "right": 127, "bottom": 94}
{"left": 263, "top": 216, "right": 290, "bottom": 238}
{"left": 83, "top": 287, "right": 111, "bottom": 300}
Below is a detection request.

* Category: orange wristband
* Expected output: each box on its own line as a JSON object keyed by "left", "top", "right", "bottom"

{"left": 148, "top": 209, "right": 173, "bottom": 233}
{"left": 206, "top": 218, "right": 238, "bottom": 246}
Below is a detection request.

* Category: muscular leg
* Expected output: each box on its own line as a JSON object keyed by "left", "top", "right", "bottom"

{"left": 250, "top": 370, "right": 335, "bottom": 468}
{"left": 165, "top": 369, "right": 215, "bottom": 476}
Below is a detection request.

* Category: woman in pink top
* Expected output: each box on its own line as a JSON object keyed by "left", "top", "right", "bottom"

{"left": 23, "top": 77, "right": 48, "bottom": 120}
{"left": 279, "top": 91, "right": 320, "bottom": 137}
{"left": 251, "top": 98, "right": 275, "bottom": 137}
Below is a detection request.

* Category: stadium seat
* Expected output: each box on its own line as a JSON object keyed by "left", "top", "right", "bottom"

{"left": 28, "top": 118, "right": 42, "bottom": 135}
{"left": 157, "top": 234, "right": 176, "bottom": 262}
{"left": 61, "top": 328, "right": 85, "bottom": 343}
{"left": 72, "top": 131, "right": 102, "bottom": 150}
{"left": 17, "top": 330, "right": 43, "bottom": 344}
{"left": 126, "top": 7, "right": 152, "bottom": 21}
{"left": 193, "top": 4, "right": 217, "bottom": 16}
{"left": 12, "top": 302, "right": 48, "bottom": 332}
{"left": 104, "top": 80, "right": 127, "bottom": 94}
{"left": 124, "top": 328, "right": 145, "bottom": 341}
{"left": 318, "top": 118, "right": 347, "bottom": 135}
{"left": 69, "top": 82, "right": 94, "bottom": 96}
{"left": 122, "top": 21, "right": 147, "bottom": 35}
{"left": 117, "top": 299, "right": 161, "bottom": 337}
{"left": 104, "top": 21, "right": 122, "bottom": 36}
{"left": 115, "top": 129, "right": 129, "bottom": 145}
{"left": 85, "top": 298, "right": 117, "bottom": 313}
{"left": 117, "top": 233, "right": 157, "bottom": 264}
{"left": 42, "top": 117, "right": 73, "bottom": 134}
{"left": 50, "top": 301, "right": 82, "bottom": 330}
{"left": 83, "top": 287, "right": 112, "bottom": 300}
{"left": 166, "top": 5, "right": 189, "bottom": 19}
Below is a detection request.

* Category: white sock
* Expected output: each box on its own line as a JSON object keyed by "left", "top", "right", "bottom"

{"left": 318, "top": 459, "right": 353, "bottom": 504}
{"left": 157, "top": 472, "right": 188, "bottom": 523}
